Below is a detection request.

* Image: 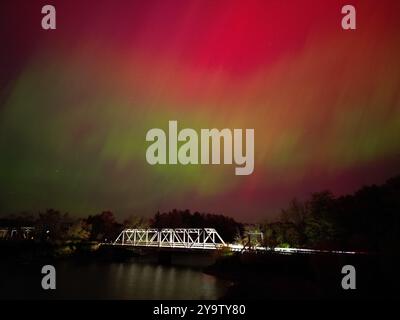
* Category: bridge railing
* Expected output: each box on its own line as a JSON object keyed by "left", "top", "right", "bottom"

{"left": 113, "top": 228, "right": 226, "bottom": 250}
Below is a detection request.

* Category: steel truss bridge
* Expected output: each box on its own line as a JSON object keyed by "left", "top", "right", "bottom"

{"left": 113, "top": 228, "right": 226, "bottom": 250}
{"left": 111, "top": 228, "right": 362, "bottom": 255}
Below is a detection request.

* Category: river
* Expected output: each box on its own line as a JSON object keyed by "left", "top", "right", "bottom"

{"left": 1, "top": 259, "right": 231, "bottom": 300}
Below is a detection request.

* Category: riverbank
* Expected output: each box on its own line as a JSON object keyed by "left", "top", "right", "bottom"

{"left": 0, "top": 239, "right": 101, "bottom": 262}
{"left": 205, "top": 251, "right": 400, "bottom": 299}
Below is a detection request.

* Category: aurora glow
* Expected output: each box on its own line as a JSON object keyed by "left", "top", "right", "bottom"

{"left": 0, "top": 0, "right": 399, "bottom": 221}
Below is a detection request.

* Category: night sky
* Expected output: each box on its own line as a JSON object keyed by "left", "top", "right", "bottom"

{"left": 0, "top": 0, "right": 399, "bottom": 221}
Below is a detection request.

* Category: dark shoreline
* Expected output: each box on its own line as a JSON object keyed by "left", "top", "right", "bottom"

{"left": 204, "top": 251, "right": 400, "bottom": 299}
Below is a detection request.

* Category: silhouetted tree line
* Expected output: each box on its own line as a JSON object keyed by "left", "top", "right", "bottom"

{"left": 0, "top": 208, "right": 242, "bottom": 243}
{"left": 262, "top": 175, "right": 400, "bottom": 252}
{"left": 0, "top": 210, "right": 123, "bottom": 242}
{"left": 151, "top": 209, "right": 243, "bottom": 242}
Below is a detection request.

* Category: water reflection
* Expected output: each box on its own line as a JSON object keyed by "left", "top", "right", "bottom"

{"left": 31, "top": 260, "right": 230, "bottom": 299}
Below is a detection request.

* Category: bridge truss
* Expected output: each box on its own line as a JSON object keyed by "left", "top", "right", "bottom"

{"left": 113, "top": 228, "right": 226, "bottom": 250}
